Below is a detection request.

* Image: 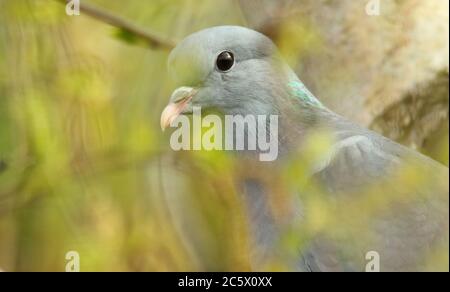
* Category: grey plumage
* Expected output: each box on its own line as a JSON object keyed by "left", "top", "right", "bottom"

{"left": 163, "top": 26, "right": 449, "bottom": 271}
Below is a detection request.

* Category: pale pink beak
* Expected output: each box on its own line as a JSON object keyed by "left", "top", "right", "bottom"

{"left": 160, "top": 87, "right": 197, "bottom": 131}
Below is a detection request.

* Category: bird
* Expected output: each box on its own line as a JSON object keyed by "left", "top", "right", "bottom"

{"left": 160, "top": 26, "right": 449, "bottom": 271}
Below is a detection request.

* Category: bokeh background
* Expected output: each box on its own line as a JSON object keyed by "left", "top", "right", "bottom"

{"left": 0, "top": 0, "right": 448, "bottom": 271}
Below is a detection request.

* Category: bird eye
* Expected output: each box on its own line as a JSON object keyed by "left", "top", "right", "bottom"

{"left": 216, "top": 51, "right": 234, "bottom": 72}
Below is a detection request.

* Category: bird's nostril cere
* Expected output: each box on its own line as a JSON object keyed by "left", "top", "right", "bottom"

{"left": 161, "top": 86, "right": 197, "bottom": 131}
{"left": 170, "top": 86, "right": 198, "bottom": 103}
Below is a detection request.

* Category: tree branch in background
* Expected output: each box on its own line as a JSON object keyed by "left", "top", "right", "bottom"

{"left": 55, "top": 0, "right": 176, "bottom": 50}
{"left": 0, "top": 160, "right": 7, "bottom": 173}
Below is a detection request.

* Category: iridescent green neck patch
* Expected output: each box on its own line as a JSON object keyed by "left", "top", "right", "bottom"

{"left": 288, "top": 81, "right": 323, "bottom": 107}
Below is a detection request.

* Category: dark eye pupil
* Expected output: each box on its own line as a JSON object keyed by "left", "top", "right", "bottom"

{"left": 216, "top": 51, "right": 234, "bottom": 71}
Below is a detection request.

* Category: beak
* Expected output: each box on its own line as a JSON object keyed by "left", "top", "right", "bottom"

{"left": 160, "top": 86, "right": 197, "bottom": 131}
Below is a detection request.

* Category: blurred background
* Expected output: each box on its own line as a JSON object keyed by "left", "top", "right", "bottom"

{"left": 0, "top": 0, "right": 448, "bottom": 271}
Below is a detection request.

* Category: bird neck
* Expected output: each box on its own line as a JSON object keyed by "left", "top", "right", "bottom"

{"left": 288, "top": 79, "right": 324, "bottom": 108}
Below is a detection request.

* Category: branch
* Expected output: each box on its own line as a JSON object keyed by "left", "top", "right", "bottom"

{"left": 56, "top": 0, "right": 176, "bottom": 50}
{"left": 0, "top": 160, "right": 7, "bottom": 173}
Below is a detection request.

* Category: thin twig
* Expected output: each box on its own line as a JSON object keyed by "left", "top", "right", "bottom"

{"left": 55, "top": 0, "right": 176, "bottom": 50}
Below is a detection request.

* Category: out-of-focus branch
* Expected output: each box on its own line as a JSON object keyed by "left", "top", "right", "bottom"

{"left": 0, "top": 160, "right": 7, "bottom": 173}
{"left": 55, "top": 0, "right": 176, "bottom": 50}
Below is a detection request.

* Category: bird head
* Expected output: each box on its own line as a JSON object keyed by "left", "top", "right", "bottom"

{"left": 161, "top": 26, "right": 296, "bottom": 129}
